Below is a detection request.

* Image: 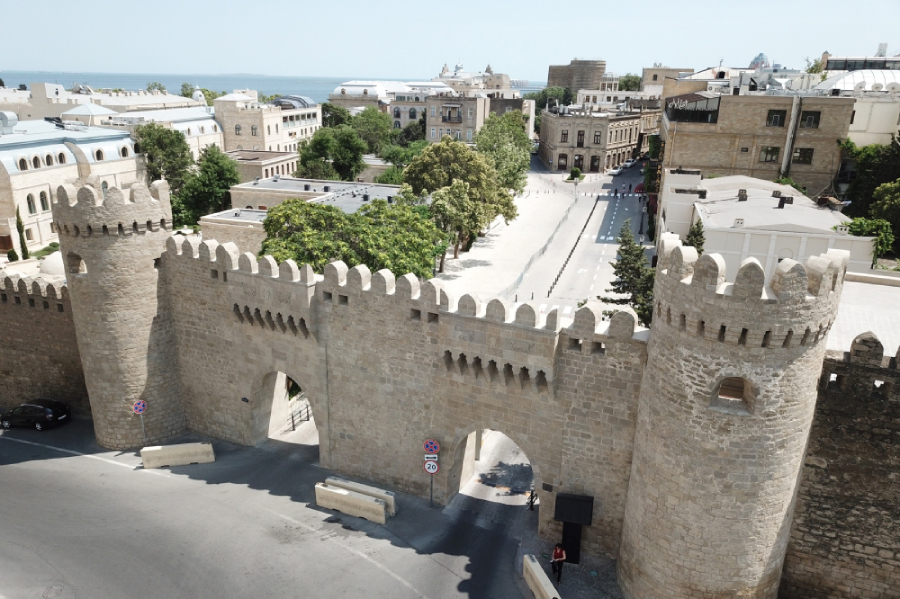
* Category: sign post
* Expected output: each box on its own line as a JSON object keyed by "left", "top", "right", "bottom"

{"left": 423, "top": 439, "right": 440, "bottom": 507}
{"left": 133, "top": 400, "right": 147, "bottom": 446}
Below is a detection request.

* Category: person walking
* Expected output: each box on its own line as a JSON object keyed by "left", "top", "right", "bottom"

{"left": 614, "top": 187, "right": 618, "bottom": 198}
{"left": 628, "top": 182, "right": 633, "bottom": 193}
{"left": 551, "top": 543, "right": 566, "bottom": 584}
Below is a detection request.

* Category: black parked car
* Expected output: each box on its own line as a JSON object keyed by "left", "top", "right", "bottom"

{"left": 1, "top": 399, "right": 71, "bottom": 431}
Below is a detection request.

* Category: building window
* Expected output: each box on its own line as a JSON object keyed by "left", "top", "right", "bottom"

{"left": 792, "top": 148, "right": 814, "bottom": 165}
{"left": 799, "top": 111, "right": 821, "bottom": 129}
{"left": 213, "top": 125, "right": 218, "bottom": 133}
{"left": 759, "top": 146, "right": 780, "bottom": 162}
{"left": 560, "top": 130, "right": 568, "bottom": 143}
{"left": 766, "top": 110, "right": 787, "bottom": 127}
{"left": 393, "top": 108, "right": 400, "bottom": 118}
{"left": 466, "top": 129, "right": 472, "bottom": 141}
{"left": 235, "top": 125, "right": 242, "bottom": 135}
{"left": 850, "top": 110, "right": 856, "bottom": 124}
{"left": 251, "top": 125, "right": 258, "bottom": 136}
{"left": 409, "top": 108, "right": 416, "bottom": 120}
{"left": 275, "top": 124, "right": 279, "bottom": 133}
{"left": 26, "top": 194, "right": 36, "bottom": 214}
{"left": 394, "top": 121, "right": 401, "bottom": 129}
{"left": 57, "top": 153, "right": 66, "bottom": 164}
{"left": 431, "top": 128, "right": 436, "bottom": 138}
{"left": 25, "top": 228, "right": 33, "bottom": 241}
{"left": 32, "top": 156, "right": 41, "bottom": 169}
{"left": 438, "top": 129, "right": 443, "bottom": 138}
{"left": 467, "top": 108, "right": 473, "bottom": 119}
{"left": 186, "top": 128, "right": 192, "bottom": 136}
{"left": 45, "top": 154, "right": 53, "bottom": 166}
{"left": 430, "top": 106, "right": 436, "bottom": 117}
{"left": 576, "top": 130, "right": 584, "bottom": 147}
{"left": 711, "top": 377, "right": 754, "bottom": 414}
{"left": 652, "top": 74, "right": 658, "bottom": 81}
{"left": 557, "top": 153, "right": 568, "bottom": 170}
{"left": 594, "top": 131, "right": 602, "bottom": 144}
{"left": 18, "top": 158, "right": 28, "bottom": 171}
{"left": 39, "top": 191, "right": 49, "bottom": 211}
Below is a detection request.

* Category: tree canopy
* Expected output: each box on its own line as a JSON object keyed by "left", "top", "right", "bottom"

{"left": 322, "top": 103, "right": 351, "bottom": 128}
{"left": 16, "top": 207, "right": 29, "bottom": 260}
{"left": 180, "top": 83, "right": 195, "bottom": 98}
{"left": 601, "top": 220, "right": 654, "bottom": 326}
{"left": 351, "top": 106, "right": 393, "bottom": 154}
{"left": 871, "top": 179, "right": 900, "bottom": 251}
{"left": 133, "top": 123, "right": 193, "bottom": 197}
{"left": 523, "top": 86, "right": 571, "bottom": 111}
{"left": 843, "top": 217, "right": 895, "bottom": 266}
{"left": 381, "top": 140, "right": 429, "bottom": 169}
{"left": 398, "top": 113, "right": 426, "bottom": 145}
{"left": 260, "top": 199, "right": 446, "bottom": 279}
{"left": 146, "top": 82, "right": 166, "bottom": 92}
{"left": 474, "top": 112, "right": 531, "bottom": 194}
{"left": 176, "top": 146, "right": 240, "bottom": 225}
{"left": 619, "top": 73, "right": 641, "bottom": 92}
{"left": 841, "top": 134, "right": 900, "bottom": 217}
{"left": 295, "top": 125, "right": 367, "bottom": 181}
{"left": 684, "top": 219, "right": 705, "bottom": 254}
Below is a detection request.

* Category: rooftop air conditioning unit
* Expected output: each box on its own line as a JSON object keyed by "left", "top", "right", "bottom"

{"left": 836, "top": 224, "right": 849, "bottom": 235}
{"left": 733, "top": 218, "right": 744, "bottom": 228}
{"left": 772, "top": 190, "right": 781, "bottom": 197}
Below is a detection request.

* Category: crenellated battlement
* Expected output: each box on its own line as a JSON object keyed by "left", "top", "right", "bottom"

{"left": 0, "top": 274, "right": 69, "bottom": 305}
{"left": 654, "top": 233, "right": 849, "bottom": 351}
{"left": 52, "top": 178, "right": 173, "bottom": 236}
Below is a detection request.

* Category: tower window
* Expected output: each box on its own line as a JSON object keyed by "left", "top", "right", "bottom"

{"left": 711, "top": 377, "right": 754, "bottom": 415}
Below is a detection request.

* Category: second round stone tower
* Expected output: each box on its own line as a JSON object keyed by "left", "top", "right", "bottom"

{"left": 53, "top": 178, "right": 185, "bottom": 449}
{"left": 617, "top": 233, "right": 850, "bottom": 599}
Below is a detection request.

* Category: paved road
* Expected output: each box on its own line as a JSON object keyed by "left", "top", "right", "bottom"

{"left": 0, "top": 420, "right": 536, "bottom": 599}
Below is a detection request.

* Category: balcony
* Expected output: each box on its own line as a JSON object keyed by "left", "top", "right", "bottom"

{"left": 442, "top": 115, "right": 462, "bottom": 123}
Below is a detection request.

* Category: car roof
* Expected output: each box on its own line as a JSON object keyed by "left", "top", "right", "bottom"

{"left": 25, "top": 398, "right": 67, "bottom": 409}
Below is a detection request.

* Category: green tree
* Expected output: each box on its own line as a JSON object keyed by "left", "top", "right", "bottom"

{"left": 321, "top": 103, "right": 351, "bottom": 128}
{"left": 840, "top": 135, "right": 900, "bottom": 217}
{"left": 619, "top": 73, "right": 641, "bottom": 91}
{"left": 570, "top": 167, "right": 582, "bottom": 180}
{"left": 196, "top": 89, "right": 225, "bottom": 105}
{"left": 842, "top": 217, "right": 895, "bottom": 266}
{"left": 601, "top": 220, "right": 654, "bottom": 325}
{"left": 374, "top": 166, "right": 405, "bottom": 185}
{"left": 260, "top": 199, "right": 446, "bottom": 279}
{"left": 180, "top": 82, "right": 195, "bottom": 98}
{"left": 6, "top": 249, "right": 18, "bottom": 262}
{"left": 430, "top": 179, "right": 488, "bottom": 266}
{"left": 15, "top": 207, "right": 28, "bottom": 260}
{"left": 177, "top": 146, "right": 241, "bottom": 225}
{"left": 774, "top": 177, "right": 807, "bottom": 194}
{"left": 0, "top": 78, "right": 4, "bottom": 87}
{"left": 146, "top": 81, "right": 167, "bottom": 92}
{"left": 685, "top": 219, "right": 705, "bottom": 254}
{"left": 805, "top": 57, "right": 824, "bottom": 74}
{"left": 398, "top": 112, "right": 426, "bottom": 145}
{"left": 351, "top": 106, "right": 392, "bottom": 154}
{"left": 405, "top": 136, "right": 516, "bottom": 225}
{"left": 474, "top": 112, "right": 531, "bottom": 194}
{"left": 871, "top": 179, "right": 900, "bottom": 249}
{"left": 381, "top": 140, "right": 428, "bottom": 169}
{"left": 133, "top": 123, "right": 193, "bottom": 197}
{"left": 296, "top": 126, "right": 366, "bottom": 181}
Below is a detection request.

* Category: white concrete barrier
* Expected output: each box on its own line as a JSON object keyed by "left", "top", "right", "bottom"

{"left": 523, "top": 554, "right": 560, "bottom": 599}
{"left": 325, "top": 476, "right": 397, "bottom": 517}
{"left": 845, "top": 271, "right": 900, "bottom": 287}
{"left": 315, "top": 483, "right": 387, "bottom": 525}
{"left": 140, "top": 442, "right": 215, "bottom": 469}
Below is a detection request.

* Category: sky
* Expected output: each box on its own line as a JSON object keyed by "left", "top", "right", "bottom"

{"left": 2, "top": 0, "right": 899, "bottom": 82}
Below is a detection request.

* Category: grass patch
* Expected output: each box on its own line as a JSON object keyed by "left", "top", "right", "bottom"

{"left": 32, "top": 242, "right": 59, "bottom": 259}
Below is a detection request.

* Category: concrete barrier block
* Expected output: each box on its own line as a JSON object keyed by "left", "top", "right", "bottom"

{"left": 325, "top": 476, "right": 397, "bottom": 517}
{"left": 140, "top": 442, "right": 215, "bottom": 469}
{"left": 315, "top": 483, "right": 387, "bottom": 525}
{"left": 523, "top": 554, "right": 559, "bottom": 599}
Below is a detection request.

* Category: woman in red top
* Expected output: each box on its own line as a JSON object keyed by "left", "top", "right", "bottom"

{"left": 551, "top": 543, "right": 566, "bottom": 584}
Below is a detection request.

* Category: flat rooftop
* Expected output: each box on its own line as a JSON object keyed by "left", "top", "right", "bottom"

{"left": 106, "top": 106, "right": 215, "bottom": 123}
{"left": 226, "top": 150, "right": 294, "bottom": 162}
{"left": 0, "top": 119, "right": 131, "bottom": 146}
{"left": 695, "top": 176, "right": 851, "bottom": 234}
{"left": 828, "top": 280, "right": 900, "bottom": 353}
{"left": 232, "top": 177, "right": 403, "bottom": 214}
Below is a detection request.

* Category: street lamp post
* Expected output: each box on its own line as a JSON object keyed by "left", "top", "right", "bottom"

{"left": 574, "top": 177, "right": 579, "bottom": 198}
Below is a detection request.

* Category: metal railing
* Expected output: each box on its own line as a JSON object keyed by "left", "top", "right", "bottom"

{"left": 287, "top": 401, "right": 310, "bottom": 431}
{"left": 442, "top": 115, "right": 462, "bottom": 123}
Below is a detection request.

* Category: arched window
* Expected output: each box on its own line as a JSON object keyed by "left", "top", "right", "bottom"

{"left": 341, "top": 88, "right": 346, "bottom": 94}
{"left": 45, "top": 154, "right": 54, "bottom": 166}
{"left": 101, "top": 181, "right": 108, "bottom": 200}
{"left": 235, "top": 124, "right": 242, "bottom": 135}
{"left": 394, "top": 121, "right": 401, "bottom": 129}
{"left": 393, "top": 108, "right": 400, "bottom": 118}
{"left": 213, "top": 125, "right": 218, "bottom": 133}
{"left": 363, "top": 89, "right": 368, "bottom": 95}
{"left": 95, "top": 149, "right": 104, "bottom": 161}
{"left": 251, "top": 125, "right": 258, "bottom": 136}
{"left": 32, "top": 156, "right": 41, "bottom": 169}
{"left": 264, "top": 168, "right": 269, "bottom": 177}
{"left": 557, "top": 153, "right": 568, "bottom": 170}
{"left": 39, "top": 191, "right": 49, "bottom": 211}
{"left": 26, "top": 194, "right": 36, "bottom": 215}
{"left": 200, "top": 126, "right": 205, "bottom": 134}
{"left": 18, "top": 158, "right": 28, "bottom": 171}
{"left": 409, "top": 108, "right": 417, "bottom": 119}
{"left": 120, "top": 147, "right": 129, "bottom": 158}
{"left": 57, "top": 153, "right": 66, "bottom": 164}
{"left": 186, "top": 127, "right": 192, "bottom": 136}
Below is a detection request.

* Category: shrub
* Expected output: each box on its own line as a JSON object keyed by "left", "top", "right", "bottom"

{"left": 7, "top": 249, "right": 18, "bottom": 262}
{"left": 570, "top": 167, "right": 581, "bottom": 180}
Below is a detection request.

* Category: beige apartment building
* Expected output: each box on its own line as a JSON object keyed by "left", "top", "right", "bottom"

{"left": 538, "top": 107, "right": 647, "bottom": 172}
{"left": 424, "top": 95, "right": 535, "bottom": 143}
{"left": 659, "top": 92, "right": 854, "bottom": 194}
{"left": 215, "top": 92, "right": 321, "bottom": 154}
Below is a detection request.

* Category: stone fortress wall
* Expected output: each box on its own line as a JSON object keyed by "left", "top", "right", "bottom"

{"left": 0, "top": 179, "right": 893, "bottom": 597}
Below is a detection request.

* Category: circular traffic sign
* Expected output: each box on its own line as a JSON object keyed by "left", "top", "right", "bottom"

{"left": 423, "top": 439, "right": 440, "bottom": 454}
{"left": 424, "top": 460, "right": 440, "bottom": 475}
{"left": 133, "top": 400, "right": 147, "bottom": 415}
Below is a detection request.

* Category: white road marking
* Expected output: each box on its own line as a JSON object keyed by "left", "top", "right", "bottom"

{"left": 590, "top": 285, "right": 594, "bottom": 291}
{"left": 0, "top": 435, "right": 169, "bottom": 477}
{"left": 268, "top": 510, "right": 435, "bottom": 599}
{"left": 562, "top": 306, "right": 573, "bottom": 315}
{"left": 593, "top": 274, "right": 597, "bottom": 280}
{"left": 538, "top": 303, "right": 547, "bottom": 313}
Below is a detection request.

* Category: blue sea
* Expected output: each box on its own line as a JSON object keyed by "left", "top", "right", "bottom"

{"left": 1, "top": 70, "right": 546, "bottom": 103}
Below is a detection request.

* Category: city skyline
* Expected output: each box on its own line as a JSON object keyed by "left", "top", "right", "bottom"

{"left": 2, "top": 0, "right": 899, "bottom": 82}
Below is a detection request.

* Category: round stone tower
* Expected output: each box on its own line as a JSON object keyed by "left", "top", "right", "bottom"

{"left": 618, "top": 233, "right": 849, "bottom": 599}
{"left": 53, "top": 177, "right": 185, "bottom": 449}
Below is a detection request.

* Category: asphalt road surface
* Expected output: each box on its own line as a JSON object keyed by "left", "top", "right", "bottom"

{"left": 0, "top": 420, "right": 537, "bottom": 599}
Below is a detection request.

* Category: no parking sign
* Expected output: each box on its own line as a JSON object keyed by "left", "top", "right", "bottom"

{"left": 133, "top": 400, "right": 147, "bottom": 415}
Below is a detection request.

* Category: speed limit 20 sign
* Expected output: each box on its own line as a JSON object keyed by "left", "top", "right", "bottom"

{"left": 424, "top": 460, "right": 439, "bottom": 475}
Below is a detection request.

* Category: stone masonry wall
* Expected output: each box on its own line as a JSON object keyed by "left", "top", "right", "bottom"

{"left": 0, "top": 277, "right": 88, "bottom": 414}
{"left": 780, "top": 333, "right": 900, "bottom": 598}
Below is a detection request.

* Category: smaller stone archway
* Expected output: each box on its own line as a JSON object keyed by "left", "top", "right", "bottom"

{"left": 249, "top": 369, "right": 325, "bottom": 462}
